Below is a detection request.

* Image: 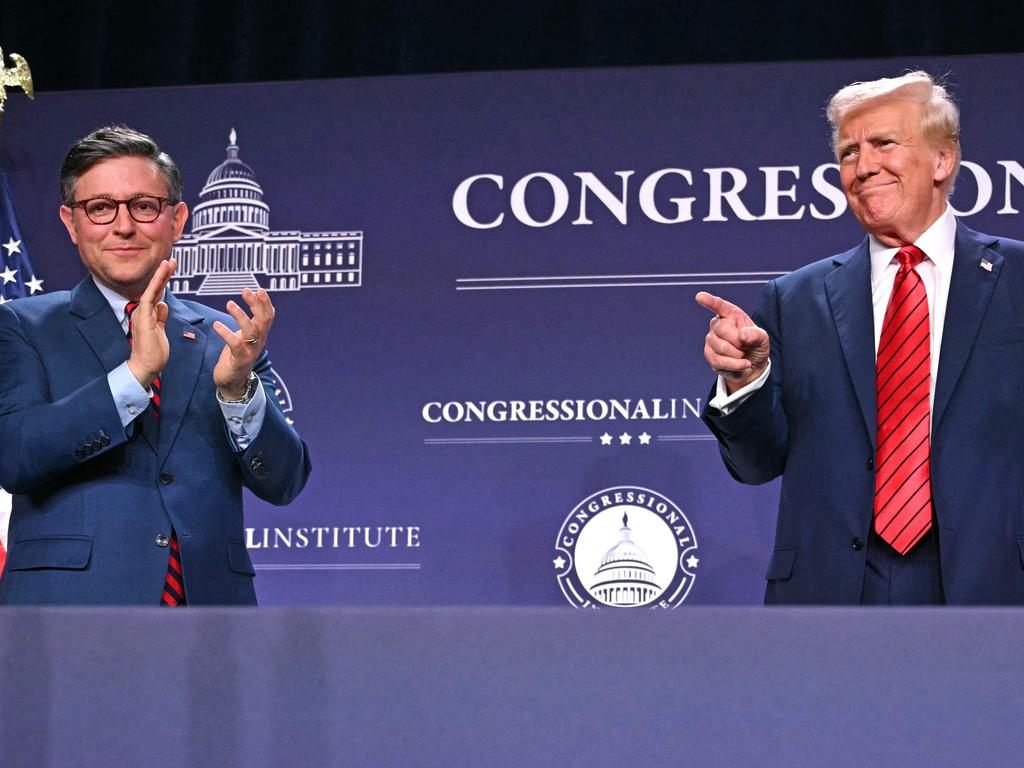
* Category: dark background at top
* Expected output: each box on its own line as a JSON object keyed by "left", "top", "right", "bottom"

{"left": 0, "top": 1, "right": 1019, "bottom": 92}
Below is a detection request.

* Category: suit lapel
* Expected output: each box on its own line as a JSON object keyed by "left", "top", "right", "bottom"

{"left": 933, "top": 224, "right": 1003, "bottom": 430}
{"left": 824, "top": 239, "right": 878, "bottom": 448}
{"left": 158, "top": 295, "right": 207, "bottom": 465}
{"left": 71, "top": 278, "right": 131, "bottom": 377}
{"left": 71, "top": 278, "right": 157, "bottom": 452}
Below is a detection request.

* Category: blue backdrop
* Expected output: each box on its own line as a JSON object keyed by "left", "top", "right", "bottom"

{"left": 3, "top": 54, "right": 1022, "bottom": 605}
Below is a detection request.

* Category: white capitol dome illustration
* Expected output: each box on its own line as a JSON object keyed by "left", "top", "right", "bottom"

{"left": 171, "top": 129, "right": 362, "bottom": 296}
{"left": 191, "top": 128, "right": 270, "bottom": 234}
{"left": 588, "top": 513, "right": 662, "bottom": 607}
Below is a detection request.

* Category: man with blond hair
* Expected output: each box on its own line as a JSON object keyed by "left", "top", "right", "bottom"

{"left": 697, "top": 72, "right": 1024, "bottom": 604}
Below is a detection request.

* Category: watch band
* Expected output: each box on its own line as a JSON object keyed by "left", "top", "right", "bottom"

{"left": 219, "top": 371, "right": 259, "bottom": 404}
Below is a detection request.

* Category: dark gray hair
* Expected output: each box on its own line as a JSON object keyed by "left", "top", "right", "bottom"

{"left": 59, "top": 125, "right": 183, "bottom": 205}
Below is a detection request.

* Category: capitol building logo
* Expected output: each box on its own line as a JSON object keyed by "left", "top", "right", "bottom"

{"left": 554, "top": 486, "right": 699, "bottom": 609}
{"left": 170, "top": 129, "right": 363, "bottom": 296}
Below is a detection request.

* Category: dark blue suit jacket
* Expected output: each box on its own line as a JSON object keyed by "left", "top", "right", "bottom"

{"left": 704, "top": 223, "right": 1024, "bottom": 604}
{"left": 0, "top": 277, "right": 311, "bottom": 604}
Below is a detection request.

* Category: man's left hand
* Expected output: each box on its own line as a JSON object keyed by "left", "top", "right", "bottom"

{"left": 212, "top": 288, "right": 276, "bottom": 399}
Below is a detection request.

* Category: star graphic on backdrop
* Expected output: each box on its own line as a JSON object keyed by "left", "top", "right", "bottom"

{"left": 638, "top": 432, "right": 651, "bottom": 445}
{"left": 2, "top": 238, "right": 21, "bottom": 257}
{"left": 599, "top": 433, "right": 612, "bottom": 445}
{"left": 0, "top": 266, "right": 17, "bottom": 284}
{"left": 553, "top": 556, "right": 566, "bottom": 569}
{"left": 0, "top": 295, "right": 8, "bottom": 304}
{"left": 26, "top": 275, "right": 44, "bottom": 294}
{"left": 686, "top": 555, "right": 700, "bottom": 569}
{"left": 618, "top": 432, "right": 632, "bottom": 445}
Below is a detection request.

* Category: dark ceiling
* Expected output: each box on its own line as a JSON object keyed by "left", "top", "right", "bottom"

{"left": 1, "top": 1, "right": 1019, "bottom": 93}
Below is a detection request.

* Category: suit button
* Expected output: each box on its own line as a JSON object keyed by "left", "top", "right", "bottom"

{"left": 83, "top": 444, "right": 94, "bottom": 456}
{"left": 99, "top": 433, "right": 111, "bottom": 446}
{"left": 159, "top": 473, "right": 174, "bottom": 485}
{"left": 250, "top": 456, "right": 268, "bottom": 477}
{"left": 74, "top": 448, "right": 85, "bottom": 460}
{"left": 852, "top": 537, "right": 865, "bottom": 551}
{"left": 155, "top": 533, "right": 170, "bottom": 547}
{"left": 90, "top": 439, "right": 102, "bottom": 451}
{"left": 866, "top": 457, "right": 874, "bottom": 470}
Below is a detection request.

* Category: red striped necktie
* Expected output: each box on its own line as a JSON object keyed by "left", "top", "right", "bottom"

{"left": 125, "top": 302, "right": 186, "bottom": 605}
{"left": 873, "top": 245, "right": 933, "bottom": 555}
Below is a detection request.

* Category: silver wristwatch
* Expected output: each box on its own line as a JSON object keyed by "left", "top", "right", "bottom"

{"left": 218, "top": 371, "right": 260, "bottom": 404}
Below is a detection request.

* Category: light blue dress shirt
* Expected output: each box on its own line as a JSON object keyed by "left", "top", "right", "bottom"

{"left": 97, "top": 279, "right": 267, "bottom": 450}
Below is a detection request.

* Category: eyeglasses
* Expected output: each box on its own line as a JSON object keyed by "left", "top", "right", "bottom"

{"left": 68, "top": 195, "right": 173, "bottom": 225}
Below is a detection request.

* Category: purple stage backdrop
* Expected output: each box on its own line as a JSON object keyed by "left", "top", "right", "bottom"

{"left": 2, "top": 54, "right": 1022, "bottom": 606}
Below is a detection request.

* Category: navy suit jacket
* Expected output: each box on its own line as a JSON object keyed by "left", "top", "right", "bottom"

{"left": 704, "top": 223, "right": 1024, "bottom": 604}
{"left": 0, "top": 277, "right": 311, "bottom": 605}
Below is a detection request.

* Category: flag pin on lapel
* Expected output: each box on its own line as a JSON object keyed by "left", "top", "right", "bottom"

{"left": 980, "top": 258, "right": 993, "bottom": 272}
{"left": 183, "top": 331, "right": 197, "bottom": 340}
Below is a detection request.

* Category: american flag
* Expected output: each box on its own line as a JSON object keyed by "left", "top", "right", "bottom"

{"left": 0, "top": 172, "right": 45, "bottom": 574}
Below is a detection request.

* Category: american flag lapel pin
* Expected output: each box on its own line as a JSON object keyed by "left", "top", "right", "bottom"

{"left": 980, "top": 258, "right": 993, "bottom": 272}
{"left": 183, "top": 331, "right": 197, "bottom": 341}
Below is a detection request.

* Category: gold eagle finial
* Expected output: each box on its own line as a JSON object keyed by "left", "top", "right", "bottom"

{"left": 0, "top": 48, "right": 34, "bottom": 119}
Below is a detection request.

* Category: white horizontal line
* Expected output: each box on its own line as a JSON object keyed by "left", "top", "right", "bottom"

{"left": 457, "top": 271, "right": 787, "bottom": 283}
{"left": 456, "top": 279, "right": 773, "bottom": 291}
{"left": 657, "top": 435, "right": 718, "bottom": 441}
{"left": 424, "top": 436, "right": 593, "bottom": 444}
{"left": 254, "top": 563, "right": 422, "bottom": 571}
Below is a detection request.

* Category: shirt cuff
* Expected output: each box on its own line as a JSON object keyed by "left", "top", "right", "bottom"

{"left": 218, "top": 379, "right": 268, "bottom": 451}
{"left": 108, "top": 362, "right": 153, "bottom": 428}
{"left": 707, "top": 360, "right": 771, "bottom": 416}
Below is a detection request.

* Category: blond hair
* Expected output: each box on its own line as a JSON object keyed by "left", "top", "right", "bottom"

{"left": 827, "top": 71, "right": 960, "bottom": 193}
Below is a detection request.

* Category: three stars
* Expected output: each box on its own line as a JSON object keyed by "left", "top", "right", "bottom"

{"left": 599, "top": 431, "right": 652, "bottom": 446}
{"left": 1, "top": 238, "right": 43, "bottom": 296}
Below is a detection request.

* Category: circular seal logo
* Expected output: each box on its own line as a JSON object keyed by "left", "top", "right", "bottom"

{"left": 554, "top": 486, "right": 699, "bottom": 608}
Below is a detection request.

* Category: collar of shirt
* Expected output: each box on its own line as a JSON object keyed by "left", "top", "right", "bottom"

{"left": 864, "top": 205, "right": 957, "bottom": 410}
{"left": 868, "top": 204, "right": 957, "bottom": 289}
{"left": 91, "top": 277, "right": 169, "bottom": 332}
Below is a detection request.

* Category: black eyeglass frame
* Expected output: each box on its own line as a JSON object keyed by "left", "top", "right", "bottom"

{"left": 67, "top": 195, "right": 175, "bottom": 225}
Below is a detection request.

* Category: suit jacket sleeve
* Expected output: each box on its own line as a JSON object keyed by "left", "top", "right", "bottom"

{"left": 0, "top": 303, "right": 129, "bottom": 494}
{"left": 701, "top": 279, "right": 790, "bottom": 485}
{"left": 235, "top": 351, "right": 312, "bottom": 505}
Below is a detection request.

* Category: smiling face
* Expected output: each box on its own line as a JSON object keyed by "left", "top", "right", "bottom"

{"left": 59, "top": 155, "right": 188, "bottom": 300}
{"left": 836, "top": 97, "right": 956, "bottom": 247}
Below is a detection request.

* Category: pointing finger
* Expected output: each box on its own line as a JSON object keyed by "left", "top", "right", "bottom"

{"left": 695, "top": 291, "right": 746, "bottom": 321}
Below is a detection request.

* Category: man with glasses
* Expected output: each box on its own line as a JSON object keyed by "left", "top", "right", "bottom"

{"left": 0, "top": 125, "right": 311, "bottom": 605}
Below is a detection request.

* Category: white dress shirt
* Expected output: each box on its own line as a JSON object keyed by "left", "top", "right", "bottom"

{"left": 709, "top": 205, "right": 957, "bottom": 416}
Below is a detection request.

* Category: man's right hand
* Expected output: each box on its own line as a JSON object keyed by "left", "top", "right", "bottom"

{"left": 127, "top": 259, "right": 176, "bottom": 389}
{"left": 695, "top": 291, "right": 770, "bottom": 395}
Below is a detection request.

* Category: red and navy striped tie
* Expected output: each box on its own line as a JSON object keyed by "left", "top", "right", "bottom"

{"left": 163, "top": 537, "right": 185, "bottom": 606}
{"left": 873, "top": 245, "right": 933, "bottom": 555}
{"left": 125, "top": 302, "right": 186, "bottom": 605}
